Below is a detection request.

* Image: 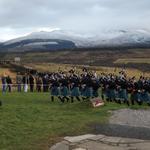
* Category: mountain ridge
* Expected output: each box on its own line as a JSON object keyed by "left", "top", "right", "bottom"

{"left": 1, "top": 29, "right": 150, "bottom": 52}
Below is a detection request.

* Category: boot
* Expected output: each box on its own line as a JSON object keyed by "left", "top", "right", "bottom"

{"left": 51, "top": 96, "right": 54, "bottom": 102}
{"left": 118, "top": 99, "right": 121, "bottom": 104}
{"left": 106, "top": 98, "right": 109, "bottom": 102}
{"left": 0, "top": 101, "right": 2, "bottom": 106}
{"left": 76, "top": 97, "right": 81, "bottom": 101}
{"left": 66, "top": 97, "right": 70, "bottom": 102}
{"left": 126, "top": 100, "right": 130, "bottom": 106}
{"left": 71, "top": 97, "right": 74, "bottom": 103}
{"left": 82, "top": 97, "right": 86, "bottom": 101}
{"left": 58, "top": 96, "right": 64, "bottom": 103}
{"left": 64, "top": 96, "right": 70, "bottom": 102}
{"left": 131, "top": 99, "right": 135, "bottom": 105}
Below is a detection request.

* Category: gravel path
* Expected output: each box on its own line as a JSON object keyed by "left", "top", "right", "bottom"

{"left": 92, "top": 108, "right": 150, "bottom": 140}
{"left": 109, "top": 108, "right": 150, "bottom": 128}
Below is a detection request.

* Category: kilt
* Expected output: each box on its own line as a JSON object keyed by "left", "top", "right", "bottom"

{"left": 93, "top": 90, "right": 99, "bottom": 97}
{"left": 82, "top": 87, "right": 93, "bottom": 97}
{"left": 105, "top": 88, "right": 110, "bottom": 99}
{"left": 106, "top": 89, "right": 116, "bottom": 99}
{"left": 110, "top": 89, "right": 116, "bottom": 99}
{"left": 61, "top": 86, "right": 70, "bottom": 96}
{"left": 133, "top": 92, "right": 141, "bottom": 102}
{"left": 118, "top": 89, "right": 128, "bottom": 101}
{"left": 71, "top": 87, "right": 80, "bottom": 97}
{"left": 51, "top": 86, "right": 60, "bottom": 96}
{"left": 80, "top": 87, "right": 85, "bottom": 96}
{"left": 140, "top": 91, "right": 150, "bottom": 102}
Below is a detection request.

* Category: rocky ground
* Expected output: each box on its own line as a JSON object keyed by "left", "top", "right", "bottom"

{"left": 50, "top": 134, "right": 150, "bottom": 150}
{"left": 50, "top": 109, "right": 150, "bottom": 150}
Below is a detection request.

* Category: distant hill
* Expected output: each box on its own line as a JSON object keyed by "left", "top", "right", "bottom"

{"left": 0, "top": 39, "right": 76, "bottom": 52}
{"left": 1, "top": 29, "right": 150, "bottom": 52}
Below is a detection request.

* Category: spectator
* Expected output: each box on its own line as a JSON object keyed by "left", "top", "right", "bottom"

{"left": 22, "top": 73, "right": 29, "bottom": 92}
{"left": 6, "top": 75, "right": 12, "bottom": 92}
{"left": 36, "top": 77, "right": 42, "bottom": 92}
{"left": 16, "top": 72, "right": 22, "bottom": 92}
{"left": 1, "top": 74, "right": 7, "bottom": 94}
{"left": 29, "top": 74, "right": 34, "bottom": 92}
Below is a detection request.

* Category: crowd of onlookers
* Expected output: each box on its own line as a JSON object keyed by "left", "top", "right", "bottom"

{"left": 1, "top": 72, "right": 49, "bottom": 93}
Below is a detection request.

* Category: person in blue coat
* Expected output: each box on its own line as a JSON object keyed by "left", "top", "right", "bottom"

{"left": 127, "top": 78, "right": 135, "bottom": 105}
{"left": 1, "top": 75, "right": 7, "bottom": 94}
{"left": 81, "top": 74, "right": 93, "bottom": 100}
{"left": 70, "top": 75, "right": 81, "bottom": 103}
{"left": 117, "top": 78, "right": 129, "bottom": 106}
{"left": 132, "top": 80, "right": 142, "bottom": 105}
{"left": 60, "top": 76, "right": 70, "bottom": 102}
{"left": 92, "top": 78, "right": 100, "bottom": 98}
{"left": 106, "top": 77, "right": 116, "bottom": 102}
{"left": 100, "top": 75, "right": 107, "bottom": 100}
{"left": 140, "top": 80, "right": 150, "bottom": 106}
{"left": 50, "top": 77, "right": 63, "bottom": 103}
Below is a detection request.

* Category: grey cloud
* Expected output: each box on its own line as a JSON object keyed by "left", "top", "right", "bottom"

{"left": 0, "top": 0, "right": 150, "bottom": 40}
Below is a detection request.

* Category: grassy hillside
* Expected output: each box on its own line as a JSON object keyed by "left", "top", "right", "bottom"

{"left": 0, "top": 48, "right": 150, "bottom": 72}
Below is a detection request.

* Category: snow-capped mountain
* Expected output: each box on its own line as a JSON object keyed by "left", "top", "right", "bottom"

{"left": 3, "top": 30, "right": 91, "bottom": 47}
{"left": 100, "top": 29, "right": 150, "bottom": 47}
{"left": 88, "top": 29, "right": 150, "bottom": 47}
{"left": 1, "top": 29, "right": 150, "bottom": 52}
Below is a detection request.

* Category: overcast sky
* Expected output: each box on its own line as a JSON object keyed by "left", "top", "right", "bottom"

{"left": 0, "top": 0, "right": 150, "bottom": 41}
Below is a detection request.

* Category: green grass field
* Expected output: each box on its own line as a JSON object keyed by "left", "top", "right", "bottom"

{"left": 0, "top": 93, "right": 149, "bottom": 150}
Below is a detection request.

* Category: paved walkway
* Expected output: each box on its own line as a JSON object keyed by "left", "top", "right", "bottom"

{"left": 50, "top": 109, "right": 150, "bottom": 150}
{"left": 50, "top": 134, "right": 150, "bottom": 150}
